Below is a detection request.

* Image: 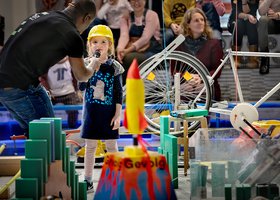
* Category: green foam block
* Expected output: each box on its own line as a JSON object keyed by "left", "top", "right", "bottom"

{"left": 29, "top": 120, "right": 53, "bottom": 164}
{"left": 25, "top": 139, "right": 48, "bottom": 182}
{"left": 171, "top": 109, "right": 208, "bottom": 118}
{"left": 212, "top": 162, "right": 225, "bottom": 197}
{"left": 164, "top": 134, "right": 178, "bottom": 189}
{"left": 15, "top": 178, "right": 38, "bottom": 200}
{"left": 224, "top": 184, "right": 232, "bottom": 200}
{"left": 65, "top": 146, "right": 71, "bottom": 186}
{"left": 41, "top": 118, "right": 63, "bottom": 160}
{"left": 70, "top": 161, "right": 76, "bottom": 199}
{"left": 79, "top": 181, "right": 87, "bottom": 200}
{"left": 21, "top": 158, "right": 44, "bottom": 197}
{"left": 160, "top": 116, "right": 170, "bottom": 148}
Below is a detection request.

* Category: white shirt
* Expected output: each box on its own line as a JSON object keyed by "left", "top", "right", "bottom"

{"left": 47, "top": 59, "right": 75, "bottom": 97}
{"left": 97, "top": 0, "right": 133, "bottom": 29}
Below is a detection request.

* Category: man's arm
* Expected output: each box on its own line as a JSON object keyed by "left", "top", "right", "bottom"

{"left": 68, "top": 57, "right": 100, "bottom": 82}
{"left": 259, "top": 0, "right": 273, "bottom": 15}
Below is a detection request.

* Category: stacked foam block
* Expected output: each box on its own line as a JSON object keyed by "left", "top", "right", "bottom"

{"left": 158, "top": 116, "right": 178, "bottom": 189}
{"left": 12, "top": 118, "right": 87, "bottom": 200}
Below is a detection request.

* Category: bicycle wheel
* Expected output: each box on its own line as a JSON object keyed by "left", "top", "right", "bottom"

{"left": 124, "top": 51, "right": 212, "bottom": 135}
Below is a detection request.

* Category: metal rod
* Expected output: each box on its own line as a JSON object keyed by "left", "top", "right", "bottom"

{"left": 239, "top": 126, "right": 257, "bottom": 144}
{"left": 243, "top": 118, "right": 262, "bottom": 136}
{"left": 254, "top": 82, "right": 280, "bottom": 108}
{"left": 227, "top": 49, "right": 280, "bottom": 57}
{"left": 229, "top": 50, "right": 244, "bottom": 102}
{"left": 133, "top": 134, "right": 138, "bottom": 146}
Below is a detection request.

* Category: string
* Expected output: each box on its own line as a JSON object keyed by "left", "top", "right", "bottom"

{"left": 161, "top": 0, "right": 173, "bottom": 113}
{"left": 234, "top": 0, "right": 239, "bottom": 104}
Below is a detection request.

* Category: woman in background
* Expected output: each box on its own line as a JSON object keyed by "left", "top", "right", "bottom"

{"left": 117, "top": 0, "right": 162, "bottom": 84}
{"left": 177, "top": 8, "right": 223, "bottom": 101}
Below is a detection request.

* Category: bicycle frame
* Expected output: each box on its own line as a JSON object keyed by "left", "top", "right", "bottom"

{"left": 134, "top": 34, "right": 280, "bottom": 133}
{"left": 205, "top": 49, "right": 280, "bottom": 115}
{"left": 139, "top": 34, "right": 185, "bottom": 78}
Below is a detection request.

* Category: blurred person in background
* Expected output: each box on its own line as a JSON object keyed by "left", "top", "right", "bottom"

{"left": 163, "top": 0, "right": 196, "bottom": 46}
{"left": 196, "top": 0, "right": 225, "bottom": 40}
{"left": 35, "top": 0, "right": 72, "bottom": 12}
{"left": 228, "top": 0, "right": 259, "bottom": 68}
{"left": 117, "top": 0, "right": 162, "bottom": 84}
{"left": 39, "top": 57, "right": 83, "bottom": 129}
{"left": 96, "top": 0, "right": 133, "bottom": 49}
{"left": 257, "top": 0, "right": 280, "bottom": 74}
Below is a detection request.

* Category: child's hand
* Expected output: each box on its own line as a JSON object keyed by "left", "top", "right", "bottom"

{"left": 111, "top": 114, "right": 120, "bottom": 130}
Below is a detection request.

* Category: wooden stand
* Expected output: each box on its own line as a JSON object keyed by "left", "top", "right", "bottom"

{"left": 177, "top": 116, "right": 208, "bottom": 175}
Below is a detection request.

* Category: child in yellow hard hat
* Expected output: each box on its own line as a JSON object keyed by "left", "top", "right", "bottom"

{"left": 80, "top": 25, "right": 124, "bottom": 192}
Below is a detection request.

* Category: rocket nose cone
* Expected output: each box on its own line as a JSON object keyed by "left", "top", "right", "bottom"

{"left": 127, "top": 59, "right": 141, "bottom": 79}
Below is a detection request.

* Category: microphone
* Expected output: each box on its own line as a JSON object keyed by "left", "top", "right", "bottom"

{"left": 93, "top": 50, "right": 101, "bottom": 58}
{"left": 108, "top": 55, "right": 115, "bottom": 60}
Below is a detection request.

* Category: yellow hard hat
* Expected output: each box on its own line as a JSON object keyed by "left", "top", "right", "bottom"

{"left": 87, "top": 25, "right": 114, "bottom": 44}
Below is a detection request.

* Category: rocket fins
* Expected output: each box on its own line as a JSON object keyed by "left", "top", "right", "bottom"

{"left": 123, "top": 109, "right": 128, "bottom": 129}
{"left": 138, "top": 109, "right": 148, "bottom": 132}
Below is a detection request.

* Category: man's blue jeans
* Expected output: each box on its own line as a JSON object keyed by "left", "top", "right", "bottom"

{"left": 0, "top": 84, "right": 55, "bottom": 135}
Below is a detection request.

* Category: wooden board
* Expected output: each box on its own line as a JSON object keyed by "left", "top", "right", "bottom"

{"left": 0, "top": 156, "right": 24, "bottom": 176}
